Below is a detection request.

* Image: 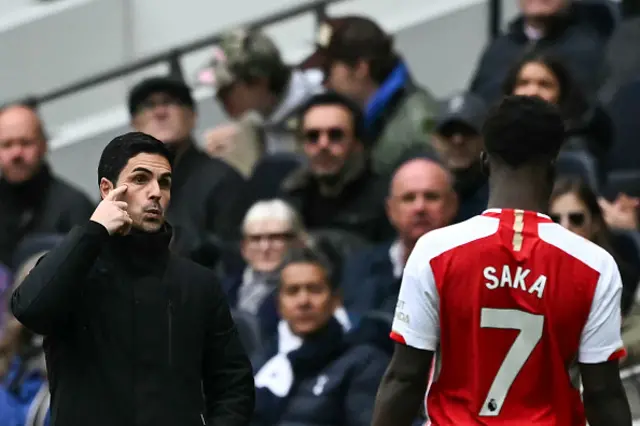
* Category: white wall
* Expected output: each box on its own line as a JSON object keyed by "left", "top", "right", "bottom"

{"left": 0, "top": 0, "right": 516, "bottom": 134}
{"left": 0, "top": 0, "right": 130, "bottom": 129}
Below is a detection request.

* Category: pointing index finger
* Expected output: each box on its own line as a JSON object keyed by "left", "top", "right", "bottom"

{"left": 106, "top": 185, "right": 128, "bottom": 201}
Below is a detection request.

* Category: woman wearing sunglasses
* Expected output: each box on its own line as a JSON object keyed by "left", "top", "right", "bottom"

{"left": 549, "top": 177, "right": 640, "bottom": 317}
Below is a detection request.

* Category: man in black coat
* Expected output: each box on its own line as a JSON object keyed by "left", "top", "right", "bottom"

{"left": 11, "top": 132, "right": 255, "bottom": 426}
{"left": 0, "top": 104, "right": 95, "bottom": 267}
{"left": 128, "top": 77, "right": 249, "bottom": 261}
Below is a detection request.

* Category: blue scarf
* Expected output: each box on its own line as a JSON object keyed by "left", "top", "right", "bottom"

{"left": 363, "top": 62, "right": 410, "bottom": 131}
{"left": 253, "top": 318, "right": 346, "bottom": 426}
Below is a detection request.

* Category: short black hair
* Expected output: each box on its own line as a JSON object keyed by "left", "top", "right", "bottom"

{"left": 297, "top": 91, "right": 366, "bottom": 145}
{"left": 278, "top": 245, "right": 339, "bottom": 292}
{"left": 482, "top": 95, "right": 565, "bottom": 168}
{"left": 97, "top": 132, "right": 174, "bottom": 186}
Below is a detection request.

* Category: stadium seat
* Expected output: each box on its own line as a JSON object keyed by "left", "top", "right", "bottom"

{"left": 555, "top": 150, "right": 600, "bottom": 191}
{"left": 606, "top": 170, "right": 640, "bottom": 198}
{"left": 231, "top": 309, "right": 263, "bottom": 357}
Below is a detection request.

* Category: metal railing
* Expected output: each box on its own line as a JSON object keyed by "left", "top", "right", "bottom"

{"left": 14, "top": 0, "right": 504, "bottom": 109}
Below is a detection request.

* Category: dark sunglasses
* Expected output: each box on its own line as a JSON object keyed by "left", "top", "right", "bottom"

{"left": 550, "top": 212, "right": 586, "bottom": 227}
{"left": 302, "top": 127, "right": 346, "bottom": 145}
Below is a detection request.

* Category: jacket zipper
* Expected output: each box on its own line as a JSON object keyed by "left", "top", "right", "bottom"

{"left": 167, "top": 301, "right": 173, "bottom": 366}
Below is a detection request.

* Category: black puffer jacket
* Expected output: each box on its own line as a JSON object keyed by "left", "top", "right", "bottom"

{"left": 252, "top": 319, "right": 390, "bottom": 426}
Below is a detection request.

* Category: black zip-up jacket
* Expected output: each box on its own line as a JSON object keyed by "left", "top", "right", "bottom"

{"left": 10, "top": 221, "right": 255, "bottom": 426}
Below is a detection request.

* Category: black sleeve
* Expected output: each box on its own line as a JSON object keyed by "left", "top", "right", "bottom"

{"left": 202, "top": 275, "right": 255, "bottom": 426}
{"left": 10, "top": 221, "right": 109, "bottom": 335}
{"left": 205, "top": 169, "right": 249, "bottom": 241}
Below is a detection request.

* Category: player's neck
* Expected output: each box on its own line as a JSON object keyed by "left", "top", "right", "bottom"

{"left": 487, "top": 178, "right": 549, "bottom": 214}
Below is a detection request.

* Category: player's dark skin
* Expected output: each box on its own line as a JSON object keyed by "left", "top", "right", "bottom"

{"left": 371, "top": 155, "right": 632, "bottom": 426}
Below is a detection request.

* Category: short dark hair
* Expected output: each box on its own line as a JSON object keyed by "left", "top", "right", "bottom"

{"left": 297, "top": 91, "right": 366, "bottom": 144}
{"left": 97, "top": 132, "right": 174, "bottom": 186}
{"left": 482, "top": 95, "right": 565, "bottom": 168}
{"left": 278, "top": 245, "right": 338, "bottom": 292}
{"left": 325, "top": 17, "right": 398, "bottom": 85}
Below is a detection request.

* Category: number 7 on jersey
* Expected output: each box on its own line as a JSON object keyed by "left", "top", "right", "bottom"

{"left": 479, "top": 308, "right": 544, "bottom": 416}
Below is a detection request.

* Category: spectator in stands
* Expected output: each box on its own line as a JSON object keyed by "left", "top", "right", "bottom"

{"left": 223, "top": 199, "right": 307, "bottom": 324}
{"left": 0, "top": 104, "right": 94, "bottom": 268}
{"left": 301, "top": 16, "right": 439, "bottom": 176}
{"left": 469, "top": 0, "right": 616, "bottom": 104}
{"left": 502, "top": 51, "right": 613, "bottom": 182}
{"left": 201, "top": 28, "right": 323, "bottom": 176}
{"left": 431, "top": 93, "right": 489, "bottom": 222}
{"left": 549, "top": 176, "right": 640, "bottom": 316}
{"left": 0, "top": 251, "right": 49, "bottom": 426}
{"left": 341, "top": 157, "right": 457, "bottom": 316}
{"left": 252, "top": 246, "right": 388, "bottom": 426}
{"left": 281, "top": 92, "right": 393, "bottom": 243}
{"left": 599, "top": 15, "right": 640, "bottom": 103}
{"left": 129, "top": 77, "right": 249, "bottom": 259}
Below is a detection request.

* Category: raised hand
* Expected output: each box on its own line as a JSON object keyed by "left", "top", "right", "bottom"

{"left": 90, "top": 185, "right": 133, "bottom": 235}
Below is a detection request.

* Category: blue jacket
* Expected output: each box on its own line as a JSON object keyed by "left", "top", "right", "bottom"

{"left": 0, "top": 357, "right": 49, "bottom": 426}
{"left": 252, "top": 320, "right": 390, "bottom": 426}
{"left": 341, "top": 242, "right": 399, "bottom": 317}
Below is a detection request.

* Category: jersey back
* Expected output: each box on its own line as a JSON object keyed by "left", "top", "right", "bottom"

{"left": 391, "top": 209, "right": 625, "bottom": 425}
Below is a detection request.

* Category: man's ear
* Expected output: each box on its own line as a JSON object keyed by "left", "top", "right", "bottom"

{"left": 99, "top": 178, "right": 115, "bottom": 200}
{"left": 480, "top": 151, "right": 490, "bottom": 177}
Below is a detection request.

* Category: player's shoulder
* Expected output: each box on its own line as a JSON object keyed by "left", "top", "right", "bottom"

{"left": 412, "top": 215, "right": 499, "bottom": 262}
{"left": 538, "top": 221, "right": 617, "bottom": 273}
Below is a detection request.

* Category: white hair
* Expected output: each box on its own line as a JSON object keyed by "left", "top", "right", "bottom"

{"left": 242, "top": 199, "right": 305, "bottom": 237}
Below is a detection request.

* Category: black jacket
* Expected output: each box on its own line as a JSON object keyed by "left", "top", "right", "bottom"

{"left": 10, "top": 221, "right": 255, "bottom": 426}
{"left": 252, "top": 319, "right": 389, "bottom": 426}
{"left": 168, "top": 143, "right": 249, "bottom": 257}
{"left": 281, "top": 165, "right": 394, "bottom": 243}
{"left": 0, "top": 164, "right": 94, "bottom": 267}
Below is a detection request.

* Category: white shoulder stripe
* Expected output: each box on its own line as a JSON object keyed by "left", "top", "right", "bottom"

{"left": 537, "top": 222, "right": 614, "bottom": 273}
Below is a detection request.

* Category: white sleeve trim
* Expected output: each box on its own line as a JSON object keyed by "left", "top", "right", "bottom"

{"left": 578, "top": 254, "right": 625, "bottom": 364}
{"left": 391, "top": 236, "right": 440, "bottom": 351}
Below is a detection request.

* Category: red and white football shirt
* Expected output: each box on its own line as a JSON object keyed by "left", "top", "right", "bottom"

{"left": 391, "top": 209, "right": 625, "bottom": 425}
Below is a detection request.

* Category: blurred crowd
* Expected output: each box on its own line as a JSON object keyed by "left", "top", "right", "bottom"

{"left": 3, "top": 0, "right": 640, "bottom": 424}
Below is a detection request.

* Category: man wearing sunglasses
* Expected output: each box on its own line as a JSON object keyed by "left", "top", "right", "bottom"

{"left": 280, "top": 91, "right": 393, "bottom": 243}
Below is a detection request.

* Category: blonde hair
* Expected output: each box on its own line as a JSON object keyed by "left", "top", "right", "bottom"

{"left": 242, "top": 199, "right": 305, "bottom": 236}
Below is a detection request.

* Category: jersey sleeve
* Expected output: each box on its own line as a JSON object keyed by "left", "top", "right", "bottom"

{"left": 390, "top": 238, "right": 440, "bottom": 351}
{"left": 578, "top": 254, "right": 626, "bottom": 364}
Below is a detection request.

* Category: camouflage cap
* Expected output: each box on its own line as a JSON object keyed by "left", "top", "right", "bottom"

{"left": 196, "top": 28, "right": 284, "bottom": 91}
